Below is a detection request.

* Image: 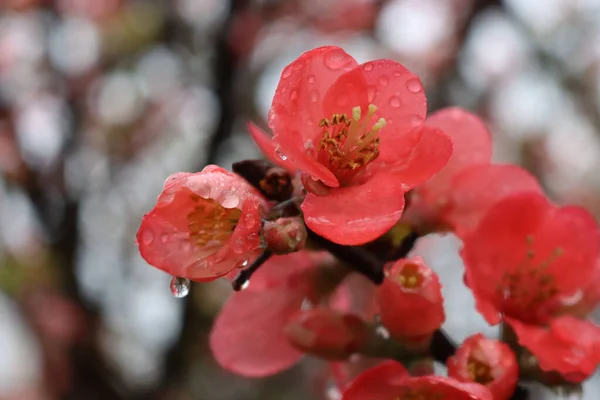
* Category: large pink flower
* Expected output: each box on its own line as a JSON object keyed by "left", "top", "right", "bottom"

{"left": 249, "top": 46, "right": 452, "bottom": 245}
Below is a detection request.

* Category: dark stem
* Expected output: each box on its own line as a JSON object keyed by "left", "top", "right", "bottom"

{"left": 232, "top": 250, "right": 274, "bottom": 290}
{"left": 430, "top": 329, "right": 457, "bottom": 363}
{"left": 307, "top": 229, "right": 385, "bottom": 284}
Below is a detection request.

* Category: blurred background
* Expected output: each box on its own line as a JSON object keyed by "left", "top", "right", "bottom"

{"left": 1, "top": 0, "right": 600, "bottom": 399}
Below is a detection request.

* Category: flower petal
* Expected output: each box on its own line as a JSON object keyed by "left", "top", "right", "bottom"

{"left": 420, "top": 107, "right": 492, "bottom": 203}
{"left": 506, "top": 316, "right": 600, "bottom": 382}
{"left": 380, "top": 125, "right": 453, "bottom": 189}
{"left": 210, "top": 288, "right": 304, "bottom": 377}
{"left": 341, "top": 360, "right": 409, "bottom": 400}
{"left": 446, "top": 164, "right": 543, "bottom": 237}
{"left": 302, "top": 173, "right": 406, "bottom": 245}
{"left": 247, "top": 122, "right": 297, "bottom": 172}
{"left": 269, "top": 46, "right": 357, "bottom": 142}
{"left": 325, "top": 60, "right": 427, "bottom": 139}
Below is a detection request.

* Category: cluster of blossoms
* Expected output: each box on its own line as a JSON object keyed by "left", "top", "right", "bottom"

{"left": 137, "top": 47, "right": 600, "bottom": 399}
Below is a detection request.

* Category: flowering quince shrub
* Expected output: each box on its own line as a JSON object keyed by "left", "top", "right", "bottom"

{"left": 136, "top": 46, "right": 600, "bottom": 399}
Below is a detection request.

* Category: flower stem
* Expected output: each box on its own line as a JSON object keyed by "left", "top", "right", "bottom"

{"left": 231, "top": 250, "right": 273, "bottom": 290}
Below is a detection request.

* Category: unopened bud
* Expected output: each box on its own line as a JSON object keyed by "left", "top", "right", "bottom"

{"left": 284, "top": 308, "right": 369, "bottom": 360}
{"left": 376, "top": 257, "right": 445, "bottom": 341}
{"left": 264, "top": 216, "right": 307, "bottom": 254}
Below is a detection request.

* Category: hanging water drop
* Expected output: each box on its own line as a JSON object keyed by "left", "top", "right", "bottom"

{"left": 160, "top": 233, "right": 169, "bottom": 243}
{"left": 378, "top": 76, "right": 389, "bottom": 87}
{"left": 307, "top": 75, "right": 316, "bottom": 84}
{"left": 241, "top": 280, "right": 250, "bottom": 290}
{"left": 170, "top": 276, "right": 190, "bottom": 298}
{"left": 362, "top": 62, "right": 374, "bottom": 72}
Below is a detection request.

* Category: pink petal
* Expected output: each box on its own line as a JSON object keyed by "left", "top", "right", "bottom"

{"left": 247, "top": 122, "right": 297, "bottom": 172}
{"left": 210, "top": 288, "right": 304, "bottom": 377}
{"left": 269, "top": 46, "right": 357, "bottom": 142}
{"left": 302, "top": 172, "right": 406, "bottom": 245}
{"left": 382, "top": 125, "right": 453, "bottom": 189}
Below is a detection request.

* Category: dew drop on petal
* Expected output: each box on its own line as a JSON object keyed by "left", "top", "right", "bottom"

{"left": 307, "top": 75, "right": 316, "bottom": 84}
{"left": 160, "top": 233, "right": 169, "bottom": 243}
{"left": 367, "top": 86, "right": 376, "bottom": 102}
{"left": 410, "top": 114, "right": 424, "bottom": 125}
{"left": 363, "top": 62, "right": 374, "bottom": 72}
{"left": 233, "top": 237, "right": 245, "bottom": 254}
{"left": 324, "top": 49, "right": 350, "bottom": 70}
{"left": 310, "top": 90, "right": 319, "bottom": 103}
{"left": 378, "top": 76, "right": 389, "bottom": 87}
{"left": 290, "top": 89, "right": 298, "bottom": 101}
{"left": 170, "top": 276, "right": 190, "bottom": 298}
{"left": 241, "top": 280, "right": 250, "bottom": 290}
{"left": 244, "top": 213, "right": 256, "bottom": 229}
{"left": 282, "top": 67, "right": 292, "bottom": 79}
{"left": 181, "top": 241, "right": 192, "bottom": 252}
{"left": 389, "top": 96, "right": 401, "bottom": 108}
{"left": 393, "top": 71, "right": 402, "bottom": 77}
{"left": 220, "top": 193, "right": 239, "bottom": 208}
{"left": 141, "top": 229, "right": 154, "bottom": 245}
{"left": 406, "top": 78, "right": 422, "bottom": 93}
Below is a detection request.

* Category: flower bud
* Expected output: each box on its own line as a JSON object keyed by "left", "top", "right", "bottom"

{"left": 448, "top": 334, "right": 518, "bottom": 400}
{"left": 376, "top": 257, "right": 445, "bottom": 341}
{"left": 264, "top": 216, "right": 307, "bottom": 254}
{"left": 284, "top": 308, "right": 369, "bottom": 360}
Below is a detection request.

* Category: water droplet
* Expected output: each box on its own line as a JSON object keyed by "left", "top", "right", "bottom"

{"left": 282, "top": 68, "right": 292, "bottom": 79}
{"left": 307, "top": 75, "right": 316, "bottom": 84}
{"left": 170, "top": 276, "right": 190, "bottom": 298}
{"left": 363, "top": 62, "right": 374, "bottom": 72}
{"left": 160, "top": 233, "right": 169, "bottom": 243}
{"left": 393, "top": 71, "right": 402, "bottom": 77}
{"left": 290, "top": 90, "right": 298, "bottom": 101}
{"left": 410, "top": 114, "right": 424, "bottom": 125}
{"left": 244, "top": 213, "right": 256, "bottom": 229}
{"left": 241, "top": 280, "right": 250, "bottom": 290}
{"left": 181, "top": 241, "right": 192, "bottom": 252}
{"left": 141, "top": 229, "right": 154, "bottom": 245}
{"left": 301, "top": 298, "right": 314, "bottom": 310}
{"left": 406, "top": 78, "right": 422, "bottom": 93}
{"left": 220, "top": 193, "right": 239, "bottom": 208}
{"left": 275, "top": 147, "right": 288, "bottom": 160}
{"left": 367, "top": 86, "right": 376, "bottom": 102}
{"left": 389, "top": 96, "right": 401, "bottom": 108}
{"left": 310, "top": 90, "right": 319, "bottom": 103}
{"left": 324, "top": 49, "right": 349, "bottom": 70}
{"left": 233, "top": 237, "right": 245, "bottom": 254}
{"left": 241, "top": 259, "right": 249, "bottom": 267}
{"left": 378, "top": 76, "right": 388, "bottom": 87}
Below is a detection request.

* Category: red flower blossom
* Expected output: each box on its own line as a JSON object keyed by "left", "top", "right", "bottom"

{"left": 461, "top": 192, "right": 600, "bottom": 326}
{"left": 342, "top": 360, "right": 493, "bottom": 400}
{"left": 447, "top": 334, "right": 518, "bottom": 400}
{"left": 444, "top": 164, "right": 542, "bottom": 237}
{"left": 249, "top": 46, "right": 452, "bottom": 245}
{"left": 376, "top": 257, "right": 445, "bottom": 340}
{"left": 284, "top": 308, "right": 369, "bottom": 360}
{"left": 507, "top": 316, "right": 600, "bottom": 382}
{"left": 406, "top": 107, "right": 492, "bottom": 230}
{"left": 209, "top": 251, "right": 333, "bottom": 377}
{"left": 136, "top": 165, "right": 266, "bottom": 282}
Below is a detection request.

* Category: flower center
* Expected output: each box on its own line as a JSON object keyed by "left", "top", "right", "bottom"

{"left": 316, "top": 104, "right": 386, "bottom": 185}
{"left": 397, "top": 263, "right": 424, "bottom": 289}
{"left": 467, "top": 357, "right": 494, "bottom": 385}
{"left": 496, "top": 236, "right": 564, "bottom": 322}
{"left": 187, "top": 195, "right": 241, "bottom": 246}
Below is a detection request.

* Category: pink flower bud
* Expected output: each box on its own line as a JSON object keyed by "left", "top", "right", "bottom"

{"left": 264, "top": 217, "right": 307, "bottom": 254}
{"left": 284, "top": 308, "right": 369, "bottom": 360}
